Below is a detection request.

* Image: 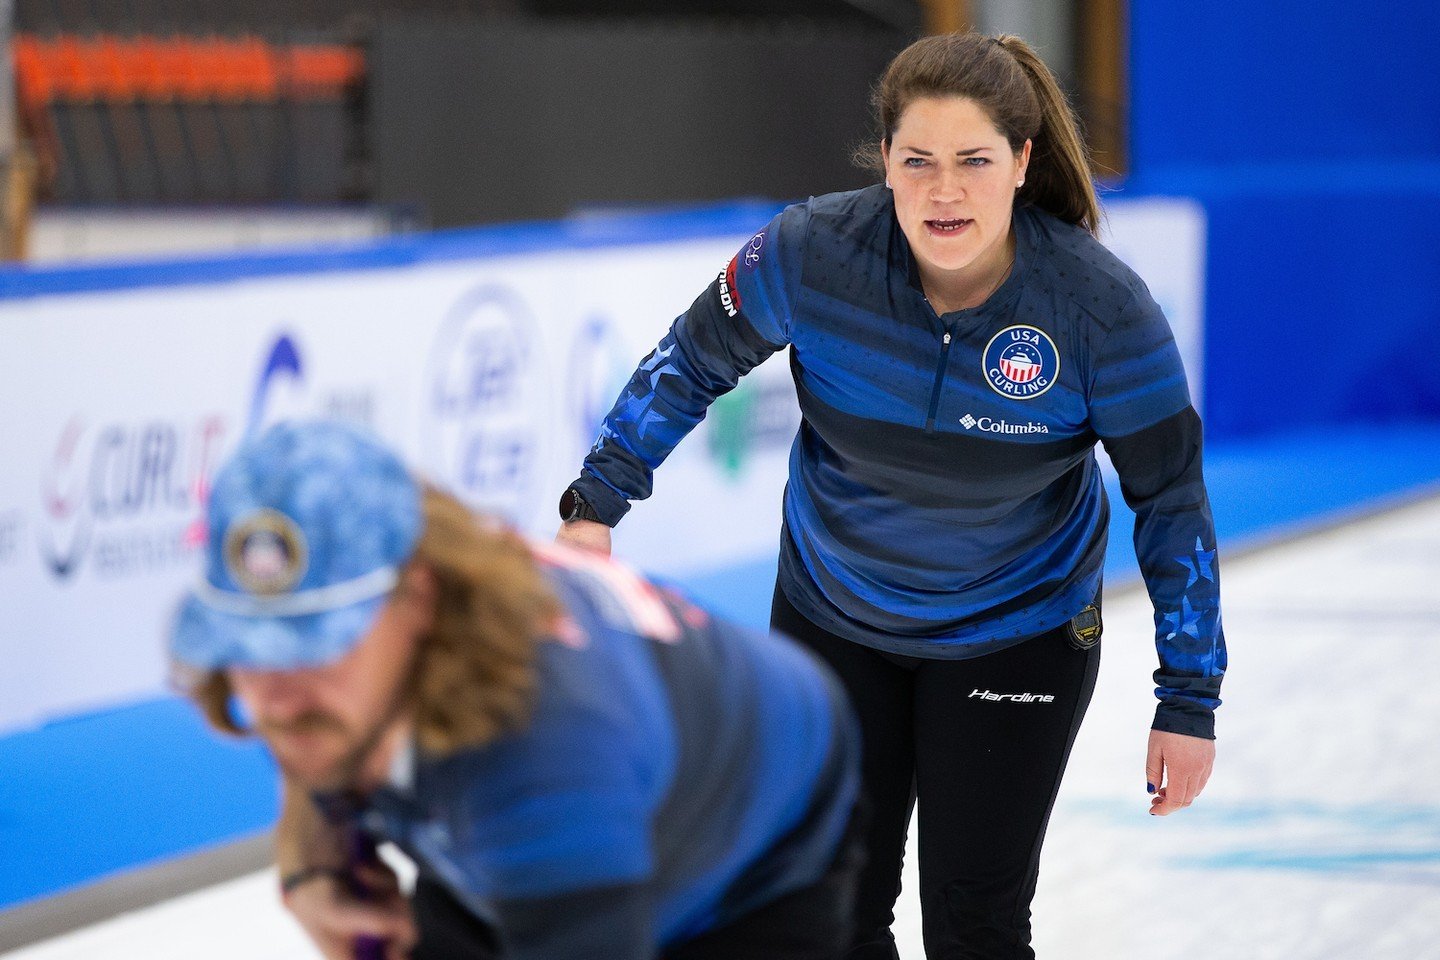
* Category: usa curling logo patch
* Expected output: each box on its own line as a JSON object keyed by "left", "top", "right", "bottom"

{"left": 224, "top": 509, "right": 308, "bottom": 596}
{"left": 983, "top": 325, "right": 1059, "bottom": 400}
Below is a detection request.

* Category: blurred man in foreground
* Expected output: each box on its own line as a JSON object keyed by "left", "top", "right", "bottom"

{"left": 169, "top": 419, "right": 861, "bottom": 960}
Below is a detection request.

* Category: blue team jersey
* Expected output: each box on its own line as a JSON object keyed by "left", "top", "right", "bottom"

{"left": 571, "top": 184, "right": 1227, "bottom": 738}
{"left": 361, "top": 545, "right": 858, "bottom": 958}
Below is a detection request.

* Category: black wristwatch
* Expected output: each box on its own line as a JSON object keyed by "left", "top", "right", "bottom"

{"left": 558, "top": 487, "right": 606, "bottom": 524}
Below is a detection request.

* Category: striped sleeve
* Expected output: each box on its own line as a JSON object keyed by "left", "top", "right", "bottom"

{"left": 1093, "top": 289, "right": 1228, "bottom": 739}
{"left": 1088, "top": 284, "right": 1191, "bottom": 437}
{"left": 570, "top": 201, "right": 809, "bottom": 524}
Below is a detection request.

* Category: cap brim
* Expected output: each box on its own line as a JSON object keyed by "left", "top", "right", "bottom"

{"left": 169, "top": 591, "right": 388, "bottom": 672}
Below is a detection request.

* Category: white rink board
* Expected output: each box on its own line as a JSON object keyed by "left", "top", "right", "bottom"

{"left": 0, "top": 239, "right": 779, "bottom": 733}
{"left": 0, "top": 199, "right": 1203, "bottom": 736}
{"left": 8, "top": 494, "right": 1438, "bottom": 960}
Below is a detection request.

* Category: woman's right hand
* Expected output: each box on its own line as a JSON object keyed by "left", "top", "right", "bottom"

{"left": 555, "top": 519, "right": 613, "bottom": 556}
{"left": 282, "top": 866, "right": 418, "bottom": 960}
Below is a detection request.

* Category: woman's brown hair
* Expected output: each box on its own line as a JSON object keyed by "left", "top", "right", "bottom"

{"left": 858, "top": 32, "right": 1101, "bottom": 235}
{"left": 187, "top": 485, "right": 560, "bottom": 754}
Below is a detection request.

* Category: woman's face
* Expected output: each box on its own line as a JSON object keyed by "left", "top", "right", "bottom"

{"left": 883, "top": 96, "right": 1030, "bottom": 283}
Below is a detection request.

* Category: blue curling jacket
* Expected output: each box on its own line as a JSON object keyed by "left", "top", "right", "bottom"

{"left": 361, "top": 547, "right": 858, "bottom": 959}
{"left": 571, "top": 185, "right": 1227, "bottom": 738}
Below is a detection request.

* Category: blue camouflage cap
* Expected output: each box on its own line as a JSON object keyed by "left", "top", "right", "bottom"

{"left": 170, "top": 419, "right": 423, "bottom": 671}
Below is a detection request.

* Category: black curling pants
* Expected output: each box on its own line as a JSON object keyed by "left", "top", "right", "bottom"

{"left": 771, "top": 584, "right": 1101, "bottom": 960}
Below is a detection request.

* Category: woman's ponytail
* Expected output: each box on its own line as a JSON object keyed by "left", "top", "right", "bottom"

{"left": 995, "top": 35, "right": 1101, "bottom": 235}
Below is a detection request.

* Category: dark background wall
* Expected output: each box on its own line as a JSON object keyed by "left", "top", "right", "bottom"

{"left": 17, "top": 3, "right": 915, "bottom": 207}
{"left": 16, "top": 0, "right": 916, "bottom": 35}
{"left": 368, "top": 17, "right": 908, "bottom": 226}
{"left": 1126, "top": 0, "right": 1440, "bottom": 440}
{"left": 15, "top": 0, "right": 518, "bottom": 35}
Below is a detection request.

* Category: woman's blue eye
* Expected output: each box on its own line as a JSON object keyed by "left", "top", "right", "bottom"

{"left": 965, "top": 156, "right": 990, "bottom": 166}
{"left": 904, "top": 157, "right": 927, "bottom": 167}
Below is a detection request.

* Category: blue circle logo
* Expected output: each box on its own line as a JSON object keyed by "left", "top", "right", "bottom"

{"left": 423, "top": 286, "right": 545, "bottom": 522}
{"left": 983, "top": 325, "right": 1060, "bottom": 400}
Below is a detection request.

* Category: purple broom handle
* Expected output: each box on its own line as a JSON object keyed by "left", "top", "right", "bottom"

{"left": 344, "top": 824, "right": 389, "bottom": 960}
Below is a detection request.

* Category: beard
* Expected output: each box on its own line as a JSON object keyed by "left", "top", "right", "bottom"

{"left": 256, "top": 692, "right": 411, "bottom": 792}
{"left": 257, "top": 712, "right": 368, "bottom": 790}
{"left": 247, "top": 648, "right": 420, "bottom": 792}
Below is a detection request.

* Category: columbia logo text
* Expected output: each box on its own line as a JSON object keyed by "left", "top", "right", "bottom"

{"left": 959, "top": 415, "right": 1049, "bottom": 434}
{"left": 969, "top": 689, "right": 1055, "bottom": 703}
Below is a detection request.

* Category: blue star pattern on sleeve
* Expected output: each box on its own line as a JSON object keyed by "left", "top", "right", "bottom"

{"left": 643, "top": 342, "right": 677, "bottom": 383}
{"left": 1177, "top": 538, "right": 1217, "bottom": 589}
{"left": 1160, "top": 596, "right": 1200, "bottom": 644}
{"left": 1163, "top": 539, "right": 1224, "bottom": 676}
{"left": 569, "top": 203, "right": 805, "bottom": 523}
{"left": 1143, "top": 526, "right": 1226, "bottom": 732}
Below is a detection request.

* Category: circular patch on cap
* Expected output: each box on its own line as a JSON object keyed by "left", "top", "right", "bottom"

{"left": 223, "top": 509, "right": 309, "bottom": 596}
{"left": 982, "top": 325, "right": 1060, "bottom": 400}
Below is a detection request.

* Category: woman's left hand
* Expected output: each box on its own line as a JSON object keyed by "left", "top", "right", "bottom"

{"left": 1145, "top": 730, "right": 1215, "bottom": 816}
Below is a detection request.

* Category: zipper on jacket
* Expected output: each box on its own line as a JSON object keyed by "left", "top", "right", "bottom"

{"left": 924, "top": 328, "right": 954, "bottom": 433}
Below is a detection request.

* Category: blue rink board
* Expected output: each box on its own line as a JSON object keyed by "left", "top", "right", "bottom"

{"left": 2, "top": 422, "right": 1438, "bottom": 910}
